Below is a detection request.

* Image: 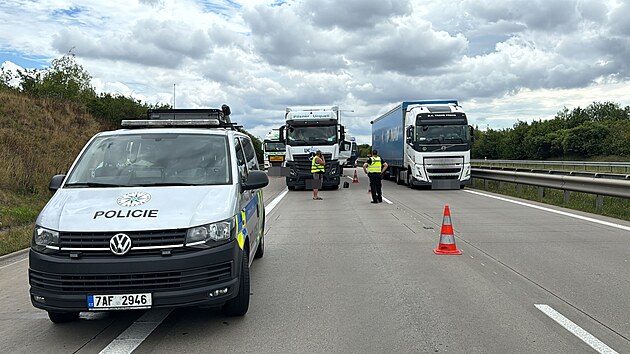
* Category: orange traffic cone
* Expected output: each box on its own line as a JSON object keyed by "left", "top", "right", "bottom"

{"left": 353, "top": 170, "right": 359, "bottom": 183}
{"left": 433, "top": 205, "right": 462, "bottom": 255}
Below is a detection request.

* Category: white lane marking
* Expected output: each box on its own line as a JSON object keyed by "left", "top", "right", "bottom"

{"left": 465, "top": 189, "right": 630, "bottom": 232}
{"left": 99, "top": 309, "right": 172, "bottom": 354}
{"left": 266, "top": 188, "right": 288, "bottom": 216}
{"left": 535, "top": 304, "right": 618, "bottom": 354}
{"left": 0, "top": 257, "right": 27, "bottom": 270}
{"left": 382, "top": 197, "right": 393, "bottom": 205}
{"left": 100, "top": 191, "right": 289, "bottom": 353}
{"left": 346, "top": 176, "right": 354, "bottom": 180}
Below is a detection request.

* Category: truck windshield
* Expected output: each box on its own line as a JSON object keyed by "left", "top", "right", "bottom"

{"left": 65, "top": 134, "right": 231, "bottom": 187}
{"left": 264, "top": 142, "right": 285, "bottom": 152}
{"left": 287, "top": 125, "right": 337, "bottom": 146}
{"left": 416, "top": 125, "right": 468, "bottom": 144}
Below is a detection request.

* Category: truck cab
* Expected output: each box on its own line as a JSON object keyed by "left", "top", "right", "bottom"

{"left": 262, "top": 128, "right": 285, "bottom": 170}
{"left": 29, "top": 107, "right": 268, "bottom": 322}
{"left": 280, "top": 106, "right": 345, "bottom": 190}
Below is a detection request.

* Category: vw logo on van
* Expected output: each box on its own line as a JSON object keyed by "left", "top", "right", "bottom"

{"left": 116, "top": 192, "right": 151, "bottom": 207}
{"left": 110, "top": 234, "right": 132, "bottom": 256}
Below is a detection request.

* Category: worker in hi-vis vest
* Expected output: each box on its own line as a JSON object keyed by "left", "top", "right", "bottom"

{"left": 311, "top": 150, "right": 325, "bottom": 200}
{"left": 363, "top": 149, "right": 388, "bottom": 204}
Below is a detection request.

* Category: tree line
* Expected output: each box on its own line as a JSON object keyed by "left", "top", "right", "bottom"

{"left": 472, "top": 102, "right": 630, "bottom": 160}
{"left": 0, "top": 53, "right": 264, "bottom": 162}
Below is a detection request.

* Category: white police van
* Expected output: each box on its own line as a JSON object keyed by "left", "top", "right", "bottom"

{"left": 29, "top": 106, "right": 268, "bottom": 323}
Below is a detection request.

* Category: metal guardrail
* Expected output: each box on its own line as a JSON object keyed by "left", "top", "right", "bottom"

{"left": 472, "top": 159, "right": 630, "bottom": 173}
{"left": 473, "top": 166, "right": 630, "bottom": 181}
{"left": 471, "top": 167, "right": 630, "bottom": 209}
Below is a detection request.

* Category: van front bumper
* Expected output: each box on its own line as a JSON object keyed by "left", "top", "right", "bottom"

{"left": 28, "top": 241, "right": 242, "bottom": 312}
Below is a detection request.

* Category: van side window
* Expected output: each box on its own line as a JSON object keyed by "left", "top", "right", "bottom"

{"left": 239, "top": 137, "right": 259, "bottom": 171}
{"left": 235, "top": 138, "right": 248, "bottom": 182}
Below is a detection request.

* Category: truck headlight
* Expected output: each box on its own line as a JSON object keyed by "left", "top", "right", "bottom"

{"left": 415, "top": 164, "right": 426, "bottom": 181}
{"left": 32, "top": 226, "right": 60, "bottom": 252}
{"left": 463, "top": 165, "right": 471, "bottom": 179}
{"left": 330, "top": 167, "right": 337, "bottom": 175}
{"left": 186, "top": 218, "right": 234, "bottom": 247}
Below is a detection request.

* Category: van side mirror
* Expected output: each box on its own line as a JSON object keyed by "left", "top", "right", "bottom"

{"left": 49, "top": 175, "right": 66, "bottom": 192}
{"left": 242, "top": 170, "right": 269, "bottom": 190}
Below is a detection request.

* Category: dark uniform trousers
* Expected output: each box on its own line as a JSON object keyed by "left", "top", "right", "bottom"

{"left": 368, "top": 172, "right": 383, "bottom": 202}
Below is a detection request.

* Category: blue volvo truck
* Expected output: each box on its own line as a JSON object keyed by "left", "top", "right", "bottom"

{"left": 370, "top": 100, "right": 474, "bottom": 189}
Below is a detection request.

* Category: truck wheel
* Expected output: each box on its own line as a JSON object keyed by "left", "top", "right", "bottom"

{"left": 223, "top": 249, "right": 250, "bottom": 316}
{"left": 406, "top": 168, "right": 414, "bottom": 188}
{"left": 48, "top": 311, "right": 79, "bottom": 323}
{"left": 330, "top": 184, "right": 339, "bottom": 190}
{"left": 396, "top": 169, "right": 404, "bottom": 185}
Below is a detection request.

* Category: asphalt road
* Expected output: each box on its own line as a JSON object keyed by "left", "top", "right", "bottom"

{"left": 1, "top": 171, "right": 629, "bottom": 353}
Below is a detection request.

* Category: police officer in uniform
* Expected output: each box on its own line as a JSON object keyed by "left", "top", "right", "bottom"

{"left": 363, "top": 150, "right": 388, "bottom": 204}
{"left": 311, "top": 150, "right": 325, "bottom": 200}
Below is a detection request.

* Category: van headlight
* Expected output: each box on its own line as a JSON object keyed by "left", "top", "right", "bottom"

{"left": 32, "top": 226, "right": 60, "bottom": 253}
{"left": 186, "top": 218, "right": 235, "bottom": 247}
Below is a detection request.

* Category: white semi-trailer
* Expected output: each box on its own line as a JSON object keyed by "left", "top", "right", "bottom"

{"left": 371, "top": 100, "right": 474, "bottom": 189}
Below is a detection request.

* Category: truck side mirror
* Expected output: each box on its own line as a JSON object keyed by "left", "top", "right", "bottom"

{"left": 279, "top": 126, "right": 285, "bottom": 142}
{"left": 340, "top": 125, "right": 345, "bottom": 142}
{"left": 406, "top": 126, "right": 414, "bottom": 144}
{"left": 469, "top": 125, "right": 475, "bottom": 144}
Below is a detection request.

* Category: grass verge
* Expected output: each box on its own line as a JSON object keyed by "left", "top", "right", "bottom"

{"left": 0, "top": 224, "right": 33, "bottom": 256}
{"left": 471, "top": 179, "right": 630, "bottom": 222}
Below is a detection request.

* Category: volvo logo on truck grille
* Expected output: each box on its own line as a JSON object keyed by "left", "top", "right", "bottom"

{"left": 117, "top": 192, "right": 151, "bottom": 207}
{"left": 110, "top": 234, "right": 132, "bottom": 255}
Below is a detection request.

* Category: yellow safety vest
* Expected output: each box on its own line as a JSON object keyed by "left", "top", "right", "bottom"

{"left": 311, "top": 155, "right": 325, "bottom": 173}
{"left": 367, "top": 156, "right": 382, "bottom": 173}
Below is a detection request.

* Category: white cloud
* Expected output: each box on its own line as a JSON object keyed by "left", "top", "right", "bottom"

{"left": 0, "top": 0, "right": 629, "bottom": 145}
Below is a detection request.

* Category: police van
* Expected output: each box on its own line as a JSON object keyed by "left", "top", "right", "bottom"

{"left": 28, "top": 106, "right": 268, "bottom": 323}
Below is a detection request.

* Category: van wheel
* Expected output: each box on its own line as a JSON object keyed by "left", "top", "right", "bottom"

{"left": 255, "top": 234, "right": 264, "bottom": 259}
{"left": 48, "top": 311, "right": 79, "bottom": 323}
{"left": 223, "top": 250, "right": 250, "bottom": 316}
{"left": 255, "top": 216, "right": 265, "bottom": 259}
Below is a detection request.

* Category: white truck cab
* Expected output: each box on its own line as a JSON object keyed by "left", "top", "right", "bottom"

{"left": 29, "top": 107, "right": 268, "bottom": 322}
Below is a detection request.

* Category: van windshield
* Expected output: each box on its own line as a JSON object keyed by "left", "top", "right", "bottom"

{"left": 65, "top": 134, "right": 232, "bottom": 187}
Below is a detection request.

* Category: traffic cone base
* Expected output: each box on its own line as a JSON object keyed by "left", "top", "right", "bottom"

{"left": 353, "top": 170, "right": 359, "bottom": 183}
{"left": 434, "top": 205, "right": 462, "bottom": 255}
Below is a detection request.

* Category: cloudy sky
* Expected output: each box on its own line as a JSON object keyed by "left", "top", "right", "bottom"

{"left": 1, "top": 0, "right": 629, "bottom": 143}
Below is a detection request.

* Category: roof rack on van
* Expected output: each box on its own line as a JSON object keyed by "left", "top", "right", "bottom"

{"left": 121, "top": 105, "right": 242, "bottom": 129}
